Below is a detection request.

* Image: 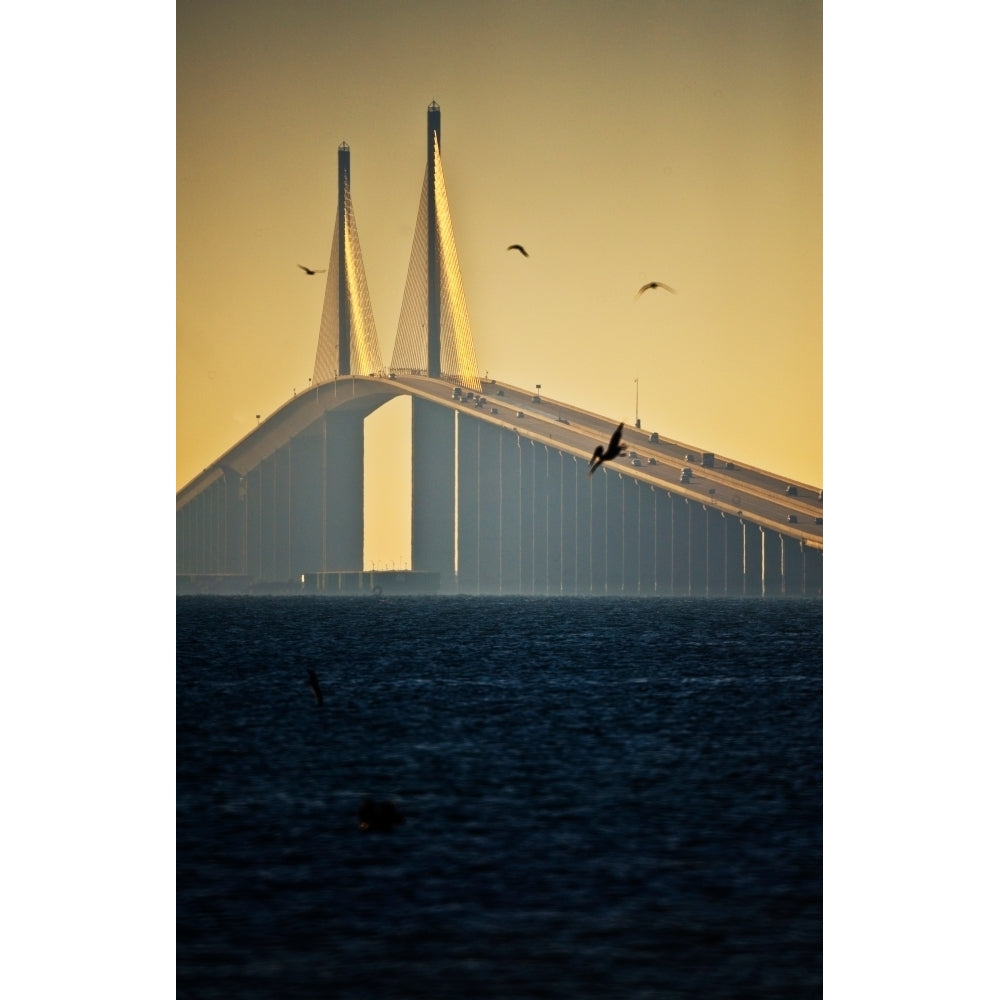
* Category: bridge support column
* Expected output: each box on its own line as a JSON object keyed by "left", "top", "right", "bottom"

{"left": 478, "top": 422, "right": 502, "bottom": 593}
{"left": 574, "top": 457, "right": 592, "bottom": 594}
{"left": 638, "top": 483, "right": 656, "bottom": 594}
{"left": 412, "top": 398, "right": 454, "bottom": 585}
{"left": 559, "top": 453, "right": 578, "bottom": 593}
{"left": 182, "top": 488, "right": 204, "bottom": 574}
{"left": 532, "top": 443, "right": 551, "bottom": 593}
{"left": 622, "top": 475, "right": 641, "bottom": 594}
{"left": 606, "top": 472, "right": 625, "bottom": 593}
{"left": 290, "top": 434, "right": 323, "bottom": 575}
{"left": 588, "top": 468, "right": 608, "bottom": 593}
{"left": 221, "top": 468, "right": 244, "bottom": 575}
{"left": 762, "top": 527, "right": 782, "bottom": 596}
{"left": 200, "top": 483, "right": 216, "bottom": 573}
{"left": 323, "top": 410, "right": 364, "bottom": 572}
{"left": 781, "top": 534, "right": 805, "bottom": 595}
{"left": 722, "top": 513, "right": 743, "bottom": 595}
{"left": 246, "top": 467, "right": 261, "bottom": 581}
{"left": 743, "top": 520, "right": 761, "bottom": 596}
{"left": 457, "top": 414, "right": 502, "bottom": 593}
{"left": 689, "top": 501, "right": 708, "bottom": 595}
{"left": 518, "top": 438, "right": 535, "bottom": 592}
{"left": 672, "top": 496, "right": 691, "bottom": 595}
{"left": 260, "top": 454, "right": 277, "bottom": 582}
{"left": 654, "top": 490, "right": 674, "bottom": 594}
{"left": 457, "top": 413, "right": 479, "bottom": 592}
{"left": 177, "top": 491, "right": 198, "bottom": 574}
{"left": 543, "top": 447, "right": 562, "bottom": 594}
{"left": 705, "top": 505, "right": 726, "bottom": 595}
{"left": 193, "top": 488, "right": 208, "bottom": 574}
{"left": 500, "top": 430, "right": 522, "bottom": 594}
{"left": 175, "top": 508, "right": 189, "bottom": 575}
{"left": 803, "top": 544, "right": 823, "bottom": 596}
{"left": 274, "top": 445, "right": 291, "bottom": 582}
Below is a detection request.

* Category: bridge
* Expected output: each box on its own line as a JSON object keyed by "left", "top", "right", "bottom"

{"left": 176, "top": 103, "right": 822, "bottom": 597}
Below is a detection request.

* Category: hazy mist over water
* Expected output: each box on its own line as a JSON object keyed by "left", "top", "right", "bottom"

{"left": 177, "top": 596, "right": 821, "bottom": 998}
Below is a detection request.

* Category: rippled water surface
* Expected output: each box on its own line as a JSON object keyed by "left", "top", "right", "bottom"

{"left": 177, "top": 596, "right": 822, "bottom": 999}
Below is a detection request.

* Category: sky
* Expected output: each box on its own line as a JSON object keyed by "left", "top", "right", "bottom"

{"left": 177, "top": 0, "right": 822, "bottom": 571}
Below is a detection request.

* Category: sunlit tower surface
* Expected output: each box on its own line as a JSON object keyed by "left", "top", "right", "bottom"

{"left": 427, "top": 100, "right": 441, "bottom": 378}
{"left": 312, "top": 142, "right": 383, "bottom": 383}
{"left": 391, "top": 102, "right": 481, "bottom": 391}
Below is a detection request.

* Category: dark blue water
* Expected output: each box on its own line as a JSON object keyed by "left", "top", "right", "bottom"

{"left": 177, "top": 596, "right": 822, "bottom": 999}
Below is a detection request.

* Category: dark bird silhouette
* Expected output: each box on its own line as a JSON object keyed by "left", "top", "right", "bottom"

{"left": 358, "top": 797, "right": 405, "bottom": 833}
{"left": 636, "top": 280, "right": 676, "bottom": 297}
{"left": 298, "top": 264, "right": 326, "bottom": 275}
{"left": 588, "top": 422, "right": 627, "bottom": 476}
{"left": 306, "top": 669, "right": 323, "bottom": 707}
{"left": 506, "top": 244, "right": 529, "bottom": 257}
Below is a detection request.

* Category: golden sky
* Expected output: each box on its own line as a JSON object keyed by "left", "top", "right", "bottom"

{"left": 177, "top": 0, "right": 822, "bottom": 570}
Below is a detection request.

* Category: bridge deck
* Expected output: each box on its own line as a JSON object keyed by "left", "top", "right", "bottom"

{"left": 177, "top": 374, "right": 822, "bottom": 551}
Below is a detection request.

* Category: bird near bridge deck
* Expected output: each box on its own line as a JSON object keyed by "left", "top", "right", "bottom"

{"left": 298, "top": 264, "right": 326, "bottom": 275}
{"left": 588, "top": 422, "right": 627, "bottom": 476}
{"left": 506, "top": 243, "right": 529, "bottom": 257}
{"left": 636, "top": 280, "right": 676, "bottom": 297}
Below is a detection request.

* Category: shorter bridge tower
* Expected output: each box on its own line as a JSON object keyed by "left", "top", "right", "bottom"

{"left": 312, "top": 142, "right": 384, "bottom": 383}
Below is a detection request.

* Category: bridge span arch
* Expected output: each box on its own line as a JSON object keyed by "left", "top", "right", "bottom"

{"left": 177, "top": 375, "right": 821, "bottom": 596}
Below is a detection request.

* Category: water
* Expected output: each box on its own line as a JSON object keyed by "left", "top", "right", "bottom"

{"left": 177, "top": 596, "right": 822, "bottom": 999}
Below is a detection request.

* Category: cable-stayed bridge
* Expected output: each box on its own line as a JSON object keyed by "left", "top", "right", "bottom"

{"left": 177, "top": 103, "right": 822, "bottom": 597}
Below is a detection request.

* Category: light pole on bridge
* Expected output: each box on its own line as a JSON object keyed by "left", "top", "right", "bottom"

{"left": 634, "top": 378, "right": 641, "bottom": 429}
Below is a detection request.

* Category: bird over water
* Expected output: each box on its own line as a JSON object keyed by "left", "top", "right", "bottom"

{"left": 636, "top": 280, "right": 676, "bottom": 297}
{"left": 306, "top": 669, "right": 323, "bottom": 706}
{"left": 588, "top": 422, "right": 627, "bottom": 476}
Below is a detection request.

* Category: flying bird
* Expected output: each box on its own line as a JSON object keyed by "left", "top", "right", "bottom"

{"left": 298, "top": 264, "right": 326, "bottom": 275}
{"left": 306, "top": 669, "right": 323, "bottom": 707}
{"left": 506, "top": 244, "right": 529, "bottom": 257}
{"left": 588, "top": 422, "right": 627, "bottom": 476}
{"left": 636, "top": 280, "right": 676, "bottom": 297}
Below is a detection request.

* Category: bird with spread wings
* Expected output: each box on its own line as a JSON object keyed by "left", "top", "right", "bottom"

{"left": 636, "top": 280, "right": 676, "bottom": 297}
{"left": 588, "top": 422, "right": 627, "bottom": 476}
{"left": 298, "top": 264, "right": 326, "bottom": 275}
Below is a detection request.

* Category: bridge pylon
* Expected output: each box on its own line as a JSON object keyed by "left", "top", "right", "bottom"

{"left": 312, "top": 142, "right": 384, "bottom": 384}
{"left": 390, "top": 102, "right": 482, "bottom": 392}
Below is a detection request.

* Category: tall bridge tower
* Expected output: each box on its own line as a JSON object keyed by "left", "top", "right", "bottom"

{"left": 427, "top": 100, "right": 441, "bottom": 378}
{"left": 390, "top": 102, "right": 481, "bottom": 390}
{"left": 387, "top": 103, "right": 484, "bottom": 580}
{"left": 312, "top": 142, "right": 383, "bottom": 383}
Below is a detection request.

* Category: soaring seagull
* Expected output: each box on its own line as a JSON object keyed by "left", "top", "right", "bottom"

{"left": 636, "top": 280, "right": 676, "bottom": 297}
{"left": 298, "top": 264, "right": 327, "bottom": 275}
{"left": 588, "top": 422, "right": 627, "bottom": 476}
{"left": 506, "top": 244, "right": 529, "bottom": 257}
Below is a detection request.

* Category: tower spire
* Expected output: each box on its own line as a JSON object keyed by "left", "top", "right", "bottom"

{"left": 426, "top": 101, "right": 441, "bottom": 378}
{"left": 390, "top": 102, "right": 481, "bottom": 391}
{"left": 312, "top": 142, "right": 383, "bottom": 383}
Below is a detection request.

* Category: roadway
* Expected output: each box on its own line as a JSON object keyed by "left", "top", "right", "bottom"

{"left": 391, "top": 374, "right": 823, "bottom": 548}
{"left": 178, "top": 372, "right": 822, "bottom": 548}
